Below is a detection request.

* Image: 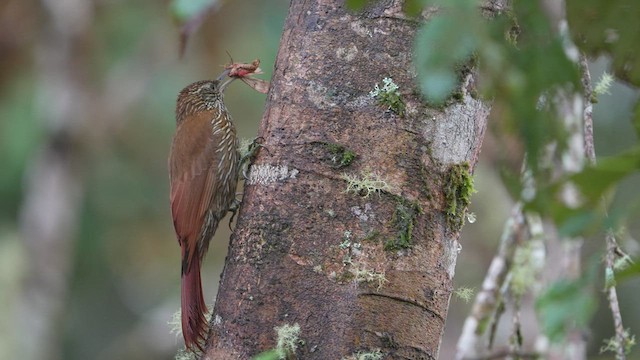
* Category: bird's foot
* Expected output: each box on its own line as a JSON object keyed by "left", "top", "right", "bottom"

{"left": 240, "top": 137, "right": 268, "bottom": 180}
{"left": 227, "top": 195, "right": 243, "bottom": 230}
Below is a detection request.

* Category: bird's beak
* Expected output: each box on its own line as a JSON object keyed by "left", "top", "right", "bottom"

{"left": 216, "top": 69, "right": 235, "bottom": 92}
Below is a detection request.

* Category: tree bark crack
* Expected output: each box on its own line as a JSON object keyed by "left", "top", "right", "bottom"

{"left": 359, "top": 291, "right": 445, "bottom": 323}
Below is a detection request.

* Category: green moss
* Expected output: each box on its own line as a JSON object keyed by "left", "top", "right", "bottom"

{"left": 445, "top": 162, "right": 475, "bottom": 230}
{"left": 322, "top": 142, "right": 357, "bottom": 168}
{"left": 336, "top": 270, "right": 355, "bottom": 283}
{"left": 384, "top": 199, "right": 422, "bottom": 251}
{"left": 361, "top": 230, "right": 381, "bottom": 243}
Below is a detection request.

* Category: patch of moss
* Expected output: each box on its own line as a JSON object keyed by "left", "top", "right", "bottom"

{"left": 336, "top": 270, "right": 355, "bottom": 283}
{"left": 445, "top": 162, "right": 475, "bottom": 230}
{"left": 384, "top": 199, "right": 422, "bottom": 251}
{"left": 361, "top": 230, "right": 381, "bottom": 243}
{"left": 322, "top": 142, "right": 357, "bottom": 168}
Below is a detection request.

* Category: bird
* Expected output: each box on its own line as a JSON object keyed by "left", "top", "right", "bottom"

{"left": 168, "top": 70, "right": 239, "bottom": 352}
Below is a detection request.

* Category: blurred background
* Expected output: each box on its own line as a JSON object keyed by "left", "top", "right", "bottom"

{"left": 0, "top": 1, "right": 637, "bottom": 359}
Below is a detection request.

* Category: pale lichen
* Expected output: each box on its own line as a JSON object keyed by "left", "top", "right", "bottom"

{"left": 274, "top": 323, "right": 303, "bottom": 359}
{"left": 342, "top": 171, "right": 391, "bottom": 198}
{"left": 248, "top": 164, "right": 299, "bottom": 185}
{"left": 342, "top": 349, "right": 384, "bottom": 360}
{"left": 369, "top": 77, "right": 405, "bottom": 116}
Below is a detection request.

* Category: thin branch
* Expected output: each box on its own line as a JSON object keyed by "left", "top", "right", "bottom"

{"left": 456, "top": 204, "right": 526, "bottom": 359}
{"left": 463, "top": 349, "right": 541, "bottom": 360}
{"left": 579, "top": 50, "right": 629, "bottom": 359}
{"left": 604, "top": 232, "right": 628, "bottom": 360}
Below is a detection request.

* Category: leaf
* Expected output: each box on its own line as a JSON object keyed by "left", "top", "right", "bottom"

{"left": 567, "top": 0, "right": 640, "bottom": 86}
{"left": 616, "top": 259, "right": 640, "bottom": 283}
{"left": 571, "top": 147, "right": 640, "bottom": 200}
{"left": 526, "top": 148, "right": 640, "bottom": 236}
{"left": 414, "top": 12, "right": 482, "bottom": 103}
{"left": 536, "top": 263, "right": 598, "bottom": 342}
{"left": 170, "top": 0, "right": 218, "bottom": 23}
{"left": 633, "top": 99, "right": 640, "bottom": 139}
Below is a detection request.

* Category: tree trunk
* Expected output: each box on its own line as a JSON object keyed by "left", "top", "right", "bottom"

{"left": 206, "top": 1, "right": 489, "bottom": 359}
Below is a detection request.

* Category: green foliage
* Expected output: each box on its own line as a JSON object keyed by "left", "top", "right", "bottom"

{"left": 510, "top": 242, "right": 543, "bottom": 296}
{"left": 535, "top": 264, "right": 598, "bottom": 343}
{"left": 170, "top": 0, "right": 219, "bottom": 23}
{"left": 614, "top": 257, "right": 640, "bottom": 283}
{"left": 369, "top": 77, "right": 406, "bottom": 116}
{"left": 415, "top": 0, "right": 580, "bottom": 176}
{"left": 413, "top": 0, "right": 481, "bottom": 104}
{"left": 445, "top": 162, "right": 475, "bottom": 230}
{"left": 634, "top": 101, "right": 640, "bottom": 139}
{"left": 567, "top": 0, "right": 640, "bottom": 86}
{"left": 527, "top": 147, "right": 640, "bottom": 236}
{"left": 0, "top": 78, "right": 40, "bottom": 219}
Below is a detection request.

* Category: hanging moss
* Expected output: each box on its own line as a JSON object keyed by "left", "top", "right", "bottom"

{"left": 445, "top": 162, "right": 475, "bottom": 230}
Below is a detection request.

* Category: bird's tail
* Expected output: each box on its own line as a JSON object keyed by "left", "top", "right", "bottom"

{"left": 181, "top": 255, "right": 208, "bottom": 352}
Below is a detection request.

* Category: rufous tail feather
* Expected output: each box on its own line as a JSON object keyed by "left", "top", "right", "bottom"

{"left": 181, "top": 255, "right": 208, "bottom": 352}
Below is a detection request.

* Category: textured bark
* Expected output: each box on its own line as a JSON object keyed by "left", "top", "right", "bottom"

{"left": 205, "top": 1, "right": 488, "bottom": 359}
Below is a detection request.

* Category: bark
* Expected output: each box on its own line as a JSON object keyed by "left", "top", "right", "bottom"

{"left": 206, "top": 1, "right": 488, "bottom": 359}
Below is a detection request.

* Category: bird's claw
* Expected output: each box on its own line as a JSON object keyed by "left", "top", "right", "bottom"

{"left": 240, "top": 137, "right": 268, "bottom": 180}
{"left": 227, "top": 196, "right": 242, "bottom": 230}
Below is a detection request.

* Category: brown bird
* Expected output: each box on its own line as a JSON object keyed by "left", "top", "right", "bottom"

{"left": 169, "top": 71, "right": 239, "bottom": 351}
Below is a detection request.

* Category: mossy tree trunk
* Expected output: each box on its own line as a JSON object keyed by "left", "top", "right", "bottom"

{"left": 205, "top": 1, "right": 489, "bottom": 359}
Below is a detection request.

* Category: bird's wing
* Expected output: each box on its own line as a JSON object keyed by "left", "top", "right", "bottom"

{"left": 169, "top": 109, "right": 226, "bottom": 273}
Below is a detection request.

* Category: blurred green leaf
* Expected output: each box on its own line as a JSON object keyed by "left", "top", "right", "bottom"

{"left": 483, "top": 0, "right": 579, "bottom": 173}
{"left": 170, "top": 0, "right": 218, "bottom": 23}
{"left": 527, "top": 148, "right": 640, "bottom": 236}
{"left": 252, "top": 350, "right": 279, "bottom": 360}
{"left": 403, "top": 0, "right": 423, "bottom": 17}
{"left": 571, "top": 147, "right": 640, "bottom": 198}
{"left": 633, "top": 99, "right": 640, "bottom": 139}
{"left": 567, "top": 0, "right": 640, "bottom": 86}
{"left": 0, "top": 78, "right": 40, "bottom": 219}
{"left": 414, "top": 12, "right": 482, "bottom": 103}
{"left": 556, "top": 209, "right": 601, "bottom": 237}
{"left": 616, "top": 259, "right": 640, "bottom": 282}
{"left": 536, "top": 263, "right": 598, "bottom": 343}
